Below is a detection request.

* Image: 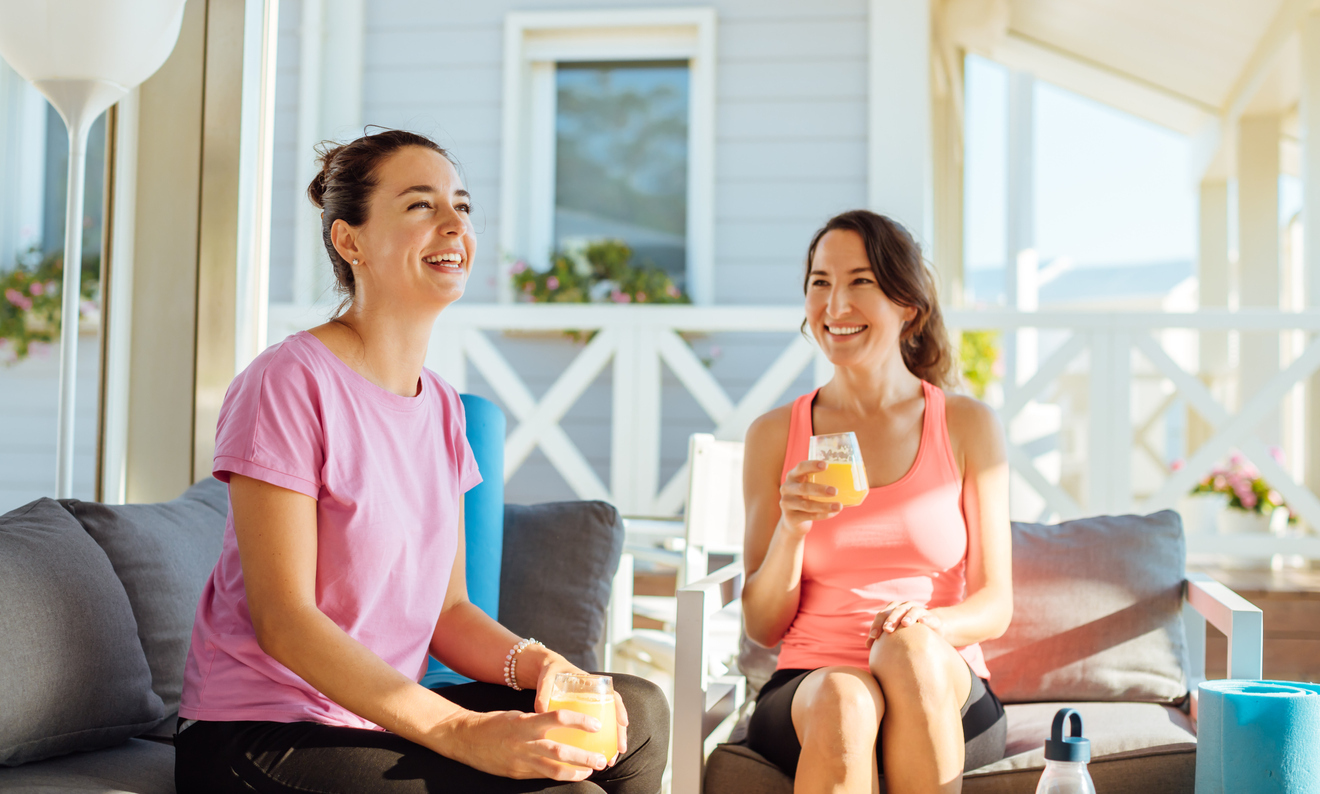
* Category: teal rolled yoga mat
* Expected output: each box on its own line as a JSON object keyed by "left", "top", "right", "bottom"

{"left": 1196, "top": 679, "right": 1320, "bottom": 794}
{"left": 422, "top": 394, "right": 506, "bottom": 689}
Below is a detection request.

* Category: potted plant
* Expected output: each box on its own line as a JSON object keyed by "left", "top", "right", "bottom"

{"left": 1183, "top": 450, "right": 1292, "bottom": 535}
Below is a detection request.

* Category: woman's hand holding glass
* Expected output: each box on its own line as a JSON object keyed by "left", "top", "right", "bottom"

{"left": 530, "top": 656, "right": 628, "bottom": 769}
{"left": 779, "top": 459, "right": 846, "bottom": 537}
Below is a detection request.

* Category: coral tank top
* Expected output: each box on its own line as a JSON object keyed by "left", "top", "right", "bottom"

{"left": 775, "top": 380, "right": 990, "bottom": 679}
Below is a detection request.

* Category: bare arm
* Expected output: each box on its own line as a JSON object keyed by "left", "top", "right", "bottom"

{"left": 740, "top": 408, "right": 841, "bottom": 647}
{"left": 927, "top": 397, "right": 1013, "bottom": 646}
{"left": 230, "top": 474, "right": 608, "bottom": 780}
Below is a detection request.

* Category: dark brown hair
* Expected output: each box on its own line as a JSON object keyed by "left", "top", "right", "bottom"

{"left": 307, "top": 128, "right": 455, "bottom": 312}
{"left": 803, "top": 210, "right": 956, "bottom": 390}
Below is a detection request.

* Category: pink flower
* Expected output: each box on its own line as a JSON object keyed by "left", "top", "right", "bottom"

{"left": 1240, "top": 491, "right": 1258, "bottom": 510}
{"left": 667, "top": 285, "right": 680, "bottom": 298}
{"left": 5, "top": 288, "right": 32, "bottom": 311}
{"left": 611, "top": 290, "right": 631, "bottom": 304}
{"left": 1212, "top": 475, "right": 1227, "bottom": 490}
{"left": 1229, "top": 452, "right": 1245, "bottom": 466}
{"left": 28, "top": 281, "right": 44, "bottom": 296}
{"left": 1268, "top": 446, "right": 1285, "bottom": 464}
{"left": 510, "top": 260, "right": 528, "bottom": 274}
{"left": 1170, "top": 459, "right": 1185, "bottom": 472}
{"left": 1268, "top": 490, "right": 1283, "bottom": 505}
{"left": 637, "top": 292, "right": 647, "bottom": 302}
{"left": 546, "top": 276, "right": 560, "bottom": 291}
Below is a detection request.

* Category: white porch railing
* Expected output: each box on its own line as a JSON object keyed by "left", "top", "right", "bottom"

{"left": 268, "top": 303, "right": 1320, "bottom": 560}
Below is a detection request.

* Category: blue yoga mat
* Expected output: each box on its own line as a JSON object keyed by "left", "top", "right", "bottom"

{"left": 1196, "top": 679, "right": 1320, "bottom": 794}
{"left": 421, "top": 394, "right": 506, "bottom": 689}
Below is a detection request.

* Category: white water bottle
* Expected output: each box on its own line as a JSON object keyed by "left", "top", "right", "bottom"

{"left": 1034, "top": 708, "right": 1096, "bottom": 794}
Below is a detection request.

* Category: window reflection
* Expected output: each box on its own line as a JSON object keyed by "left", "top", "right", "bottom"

{"left": 555, "top": 61, "right": 689, "bottom": 288}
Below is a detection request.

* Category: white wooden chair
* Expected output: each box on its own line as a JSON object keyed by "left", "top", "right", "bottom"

{"left": 673, "top": 560, "right": 1265, "bottom": 794}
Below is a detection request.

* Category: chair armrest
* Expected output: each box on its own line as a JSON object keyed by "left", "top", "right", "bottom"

{"left": 1183, "top": 572, "right": 1263, "bottom": 725}
{"left": 675, "top": 561, "right": 745, "bottom": 794}
{"left": 1184, "top": 572, "right": 1263, "bottom": 681}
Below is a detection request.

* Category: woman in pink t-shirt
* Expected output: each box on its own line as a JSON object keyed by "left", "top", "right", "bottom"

{"left": 741, "top": 211, "right": 1013, "bottom": 793}
{"left": 174, "top": 130, "right": 667, "bottom": 794}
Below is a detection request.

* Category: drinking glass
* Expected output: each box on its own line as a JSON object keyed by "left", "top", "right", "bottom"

{"left": 806, "top": 431, "right": 869, "bottom": 506}
{"left": 544, "top": 673, "right": 619, "bottom": 764}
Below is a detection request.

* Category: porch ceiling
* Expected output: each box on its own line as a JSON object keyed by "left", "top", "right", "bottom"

{"left": 955, "top": 0, "right": 1313, "bottom": 149}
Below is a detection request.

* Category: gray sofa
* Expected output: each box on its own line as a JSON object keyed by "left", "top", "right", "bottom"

{"left": 0, "top": 480, "right": 625, "bottom": 792}
{"left": 676, "top": 510, "right": 1265, "bottom": 794}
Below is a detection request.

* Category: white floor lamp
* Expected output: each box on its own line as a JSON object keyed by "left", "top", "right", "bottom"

{"left": 0, "top": 0, "right": 187, "bottom": 498}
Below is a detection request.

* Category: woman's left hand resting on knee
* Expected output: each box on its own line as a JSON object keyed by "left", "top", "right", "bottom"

{"left": 231, "top": 473, "right": 625, "bottom": 781}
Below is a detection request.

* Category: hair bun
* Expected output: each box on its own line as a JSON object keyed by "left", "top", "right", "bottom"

{"left": 306, "top": 140, "right": 346, "bottom": 209}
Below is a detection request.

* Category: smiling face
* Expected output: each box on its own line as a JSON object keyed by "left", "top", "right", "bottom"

{"left": 805, "top": 228, "right": 917, "bottom": 368}
{"left": 330, "top": 145, "right": 477, "bottom": 314}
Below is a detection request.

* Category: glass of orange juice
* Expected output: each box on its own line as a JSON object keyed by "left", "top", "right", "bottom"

{"left": 544, "top": 673, "right": 619, "bottom": 766}
{"left": 806, "top": 431, "right": 869, "bottom": 506}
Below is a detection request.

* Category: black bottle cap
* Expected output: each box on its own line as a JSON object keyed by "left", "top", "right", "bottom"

{"left": 1043, "top": 708, "right": 1090, "bottom": 763}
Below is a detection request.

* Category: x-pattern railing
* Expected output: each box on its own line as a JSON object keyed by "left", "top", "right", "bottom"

{"left": 266, "top": 303, "right": 1320, "bottom": 558}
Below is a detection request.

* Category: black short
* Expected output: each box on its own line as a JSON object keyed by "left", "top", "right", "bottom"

{"left": 744, "top": 663, "right": 1007, "bottom": 778}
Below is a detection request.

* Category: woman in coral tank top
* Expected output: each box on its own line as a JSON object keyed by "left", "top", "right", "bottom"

{"left": 742, "top": 210, "right": 1013, "bottom": 793}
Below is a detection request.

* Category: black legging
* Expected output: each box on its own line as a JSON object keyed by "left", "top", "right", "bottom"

{"left": 174, "top": 674, "right": 669, "bottom": 794}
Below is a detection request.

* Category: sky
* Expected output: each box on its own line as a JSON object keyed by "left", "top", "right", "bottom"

{"left": 963, "top": 54, "right": 1198, "bottom": 271}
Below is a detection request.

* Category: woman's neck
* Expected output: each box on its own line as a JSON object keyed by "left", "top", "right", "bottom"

{"left": 821, "top": 348, "right": 922, "bottom": 414}
{"left": 314, "top": 302, "right": 437, "bottom": 398}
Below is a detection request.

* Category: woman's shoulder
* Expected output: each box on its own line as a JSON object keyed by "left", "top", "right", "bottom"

{"left": 943, "top": 392, "right": 999, "bottom": 432}
{"left": 941, "top": 391, "right": 1005, "bottom": 462}
{"left": 744, "top": 401, "right": 797, "bottom": 477}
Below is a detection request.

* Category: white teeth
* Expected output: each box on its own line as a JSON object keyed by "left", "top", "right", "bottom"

{"left": 425, "top": 252, "right": 463, "bottom": 265}
{"left": 828, "top": 325, "right": 865, "bottom": 336}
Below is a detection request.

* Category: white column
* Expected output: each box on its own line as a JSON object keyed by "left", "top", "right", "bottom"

{"left": 1237, "top": 114, "right": 1282, "bottom": 448}
{"left": 1005, "top": 69, "right": 1038, "bottom": 389}
{"left": 1303, "top": 11, "right": 1320, "bottom": 499}
{"left": 868, "top": 0, "right": 931, "bottom": 242}
{"left": 1192, "top": 180, "right": 1231, "bottom": 454}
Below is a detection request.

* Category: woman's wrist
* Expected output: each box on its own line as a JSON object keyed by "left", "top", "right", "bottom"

{"left": 515, "top": 643, "right": 560, "bottom": 690}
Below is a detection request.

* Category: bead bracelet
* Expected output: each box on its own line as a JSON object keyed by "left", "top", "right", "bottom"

{"left": 503, "top": 638, "right": 541, "bottom": 690}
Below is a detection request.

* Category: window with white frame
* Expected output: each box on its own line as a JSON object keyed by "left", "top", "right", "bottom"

{"left": 500, "top": 9, "right": 715, "bottom": 305}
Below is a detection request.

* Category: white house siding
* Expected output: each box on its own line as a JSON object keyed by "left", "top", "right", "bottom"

{"left": 265, "top": 0, "right": 871, "bottom": 508}
{"left": 0, "top": 333, "right": 101, "bottom": 513}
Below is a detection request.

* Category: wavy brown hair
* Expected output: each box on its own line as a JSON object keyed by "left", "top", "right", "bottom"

{"left": 803, "top": 210, "right": 956, "bottom": 390}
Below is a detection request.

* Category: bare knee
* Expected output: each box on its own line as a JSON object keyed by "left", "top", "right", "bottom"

{"left": 869, "top": 623, "right": 956, "bottom": 701}
{"left": 795, "top": 669, "right": 883, "bottom": 746}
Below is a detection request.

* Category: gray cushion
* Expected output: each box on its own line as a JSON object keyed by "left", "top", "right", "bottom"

{"left": 708, "top": 701, "right": 1195, "bottom": 794}
{"left": 0, "top": 500, "right": 166, "bottom": 766}
{"left": 981, "top": 511, "right": 1190, "bottom": 704}
{"left": 60, "top": 479, "right": 228, "bottom": 720}
{"left": 0, "top": 737, "right": 176, "bottom": 793}
{"left": 499, "top": 501, "right": 624, "bottom": 671}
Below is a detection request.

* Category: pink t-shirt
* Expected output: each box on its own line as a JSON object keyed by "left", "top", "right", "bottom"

{"left": 178, "top": 330, "right": 481, "bottom": 729}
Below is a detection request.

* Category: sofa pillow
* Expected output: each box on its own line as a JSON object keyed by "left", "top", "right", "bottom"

{"left": 61, "top": 478, "right": 228, "bottom": 719}
{"left": 499, "top": 501, "right": 624, "bottom": 671}
{"left": 980, "top": 510, "right": 1189, "bottom": 704}
{"left": 0, "top": 499, "right": 166, "bottom": 766}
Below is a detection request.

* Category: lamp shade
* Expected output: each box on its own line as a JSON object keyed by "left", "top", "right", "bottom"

{"left": 0, "top": 0, "right": 186, "bottom": 92}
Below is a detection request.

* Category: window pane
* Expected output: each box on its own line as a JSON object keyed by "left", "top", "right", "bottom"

{"left": 0, "top": 62, "right": 106, "bottom": 510}
{"left": 555, "top": 61, "right": 689, "bottom": 287}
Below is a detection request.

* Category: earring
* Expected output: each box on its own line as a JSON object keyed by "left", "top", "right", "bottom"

{"left": 352, "top": 259, "right": 359, "bottom": 265}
